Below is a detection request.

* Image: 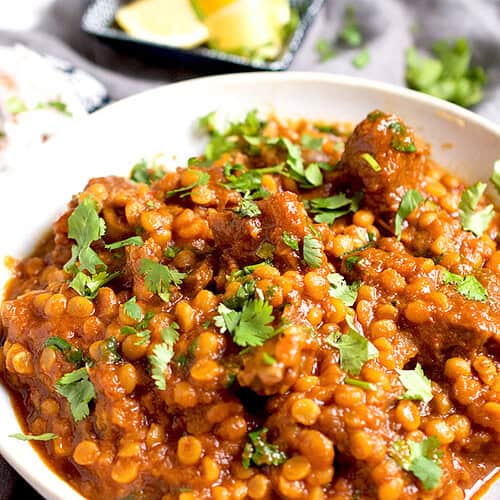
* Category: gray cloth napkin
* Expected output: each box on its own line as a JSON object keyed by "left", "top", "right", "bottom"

{"left": 1, "top": 0, "right": 500, "bottom": 498}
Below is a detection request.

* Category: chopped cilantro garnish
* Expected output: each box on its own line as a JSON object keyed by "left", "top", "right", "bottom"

{"left": 44, "top": 101, "right": 71, "bottom": 116}
{"left": 104, "top": 236, "right": 143, "bottom": 250}
{"left": 242, "top": 428, "right": 287, "bottom": 468}
{"left": 123, "top": 296, "right": 143, "bottom": 321}
{"left": 139, "top": 259, "right": 186, "bottom": 303}
{"left": 43, "top": 337, "right": 85, "bottom": 365}
{"left": 301, "top": 134, "right": 324, "bottom": 150}
{"left": 405, "top": 38, "right": 486, "bottom": 108}
{"left": 396, "top": 363, "right": 433, "bottom": 403}
{"left": 215, "top": 298, "right": 275, "bottom": 348}
{"left": 282, "top": 231, "right": 299, "bottom": 251}
{"left": 165, "top": 246, "right": 181, "bottom": 259}
{"left": 130, "top": 159, "right": 164, "bottom": 185}
{"left": 344, "top": 377, "right": 376, "bottom": 391}
{"left": 339, "top": 6, "right": 363, "bottom": 47}
{"left": 234, "top": 194, "right": 261, "bottom": 218}
{"left": 121, "top": 311, "right": 154, "bottom": 345}
{"left": 327, "top": 273, "right": 361, "bottom": 306}
{"left": 6, "top": 96, "right": 27, "bottom": 114}
{"left": 256, "top": 241, "right": 275, "bottom": 260}
{"left": 345, "top": 254, "right": 361, "bottom": 271}
{"left": 442, "top": 270, "right": 488, "bottom": 302}
{"left": 361, "top": 152, "right": 381, "bottom": 172}
{"left": 166, "top": 170, "right": 210, "bottom": 198}
{"left": 69, "top": 270, "right": 120, "bottom": 299}
{"left": 64, "top": 197, "right": 106, "bottom": 275}
{"left": 316, "top": 38, "right": 336, "bottom": 62}
{"left": 352, "top": 48, "right": 370, "bottom": 69}
{"left": 262, "top": 352, "right": 277, "bottom": 365}
{"left": 305, "top": 192, "right": 361, "bottom": 224}
{"left": 148, "top": 322, "right": 179, "bottom": 390}
{"left": 101, "top": 337, "right": 122, "bottom": 364}
{"left": 491, "top": 160, "right": 500, "bottom": 193}
{"left": 326, "top": 328, "right": 378, "bottom": 376}
{"left": 459, "top": 182, "right": 494, "bottom": 236}
{"left": 222, "top": 164, "right": 282, "bottom": 198}
{"left": 395, "top": 190, "right": 424, "bottom": 239}
{"left": 55, "top": 367, "right": 96, "bottom": 422}
{"left": 391, "top": 437, "right": 443, "bottom": 491}
{"left": 9, "top": 433, "right": 58, "bottom": 441}
{"left": 303, "top": 235, "right": 323, "bottom": 268}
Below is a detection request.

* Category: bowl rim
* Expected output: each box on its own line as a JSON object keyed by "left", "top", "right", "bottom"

{"left": 1, "top": 70, "right": 499, "bottom": 499}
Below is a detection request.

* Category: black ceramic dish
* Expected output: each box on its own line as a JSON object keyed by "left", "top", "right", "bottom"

{"left": 81, "top": 0, "right": 325, "bottom": 71}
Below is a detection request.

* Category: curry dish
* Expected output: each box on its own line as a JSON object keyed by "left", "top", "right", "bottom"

{"left": 1, "top": 110, "right": 500, "bottom": 499}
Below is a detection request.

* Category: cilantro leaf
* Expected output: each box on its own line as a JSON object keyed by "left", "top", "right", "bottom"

{"left": 442, "top": 270, "right": 488, "bottom": 302}
{"left": 282, "top": 231, "right": 299, "bottom": 251}
{"left": 491, "top": 160, "right": 500, "bottom": 193}
{"left": 392, "top": 437, "right": 443, "bottom": 491}
{"left": 396, "top": 363, "right": 433, "bottom": 403}
{"left": 64, "top": 197, "right": 107, "bottom": 274}
{"left": 55, "top": 368, "right": 96, "bottom": 422}
{"left": 9, "top": 433, "right": 58, "bottom": 441}
{"left": 326, "top": 328, "right": 378, "bottom": 375}
{"left": 130, "top": 159, "right": 164, "bottom": 185}
{"left": 327, "top": 273, "right": 361, "bottom": 306}
{"left": 149, "top": 322, "right": 179, "bottom": 390}
{"left": 139, "top": 259, "right": 186, "bottom": 302}
{"left": 215, "top": 294, "right": 275, "bottom": 348}
{"left": 361, "top": 152, "right": 381, "bottom": 172}
{"left": 166, "top": 170, "right": 210, "bottom": 198}
{"left": 43, "top": 337, "right": 85, "bottom": 365}
{"left": 339, "top": 6, "right": 363, "bottom": 47}
{"left": 316, "top": 38, "right": 336, "bottom": 62}
{"left": 352, "top": 48, "right": 370, "bottom": 69}
{"left": 101, "top": 337, "right": 122, "bottom": 364}
{"left": 459, "top": 182, "right": 494, "bottom": 236}
{"left": 43, "top": 336, "right": 71, "bottom": 351}
{"left": 301, "top": 134, "right": 324, "bottom": 150}
{"left": 105, "top": 236, "right": 143, "bottom": 250}
{"left": 123, "top": 296, "right": 143, "bottom": 321}
{"left": 235, "top": 195, "right": 261, "bottom": 218}
{"left": 406, "top": 38, "right": 486, "bottom": 108}
{"left": 303, "top": 235, "right": 323, "bottom": 268}
{"left": 345, "top": 254, "right": 361, "bottom": 271}
{"left": 149, "top": 344, "right": 174, "bottom": 390}
{"left": 165, "top": 246, "right": 181, "bottom": 259}
{"left": 242, "top": 428, "right": 287, "bottom": 468}
{"left": 6, "top": 96, "right": 28, "bottom": 114}
{"left": 69, "top": 271, "right": 120, "bottom": 299}
{"left": 395, "top": 190, "right": 424, "bottom": 239}
{"left": 262, "top": 352, "right": 277, "bottom": 365}
{"left": 306, "top": 192, "right": 361, "bottom": 225}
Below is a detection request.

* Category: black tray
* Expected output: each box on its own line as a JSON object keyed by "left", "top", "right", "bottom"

{"left": 81, "top": 0, "right": 325, "bottom": 71}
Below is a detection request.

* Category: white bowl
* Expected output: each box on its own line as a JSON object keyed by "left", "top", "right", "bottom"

{"left": 1, "top": 72, "right": 499, "bottom": 499}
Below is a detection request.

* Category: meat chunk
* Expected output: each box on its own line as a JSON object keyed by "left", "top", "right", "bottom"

{"left": 338, "top": 110, "right": 429, "bottom": 216}
{"left": 208, "top": 191, "right": 311, "bottom": 270}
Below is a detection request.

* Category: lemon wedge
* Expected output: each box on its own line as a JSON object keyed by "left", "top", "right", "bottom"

{"left": 191, "top": 0, "right": 234, "bottom": 17}
{"left": 204, "top": 0, "right": 291, "bottom": 60}
{"left": 116, "top": 0, "right": 209, "bottom": 49}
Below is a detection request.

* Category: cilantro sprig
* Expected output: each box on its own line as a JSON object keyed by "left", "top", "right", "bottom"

{"left": 130, "top": 159, "right": 165, "bottom": 185}
{"left": 55, "top": 367, "right": 96, "bottom": 422}
{"left": 166, "top": 170, "right": 210, "bottom": 198}
{"left": 43, "top": 337, "right": 85, "bottom": 365}
{"left": 303, "top": 235, "right": 323, "bottom": 268}
{"left": 242, "top": 428, "right": 287, "bottom": 468}
{"left": 459, "top": 182, "right": 494, "bottom": 236}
